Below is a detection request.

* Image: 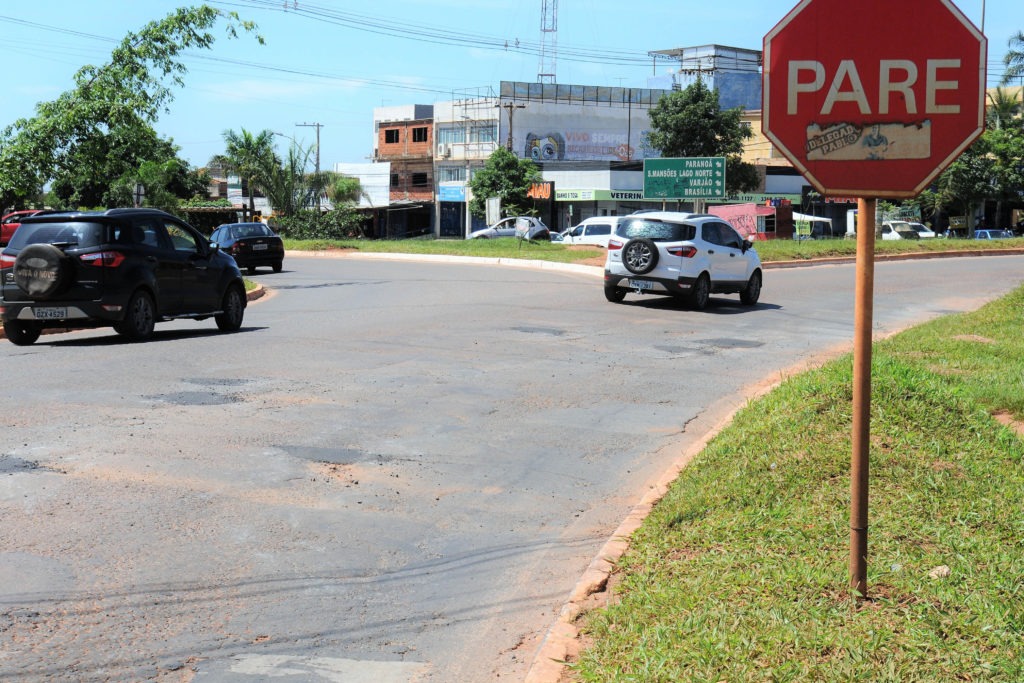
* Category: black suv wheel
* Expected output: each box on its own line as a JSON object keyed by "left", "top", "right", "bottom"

{"left": 114, "top": 290, "right": 156, "bottom": 341}
{"left": 3, "top": 321, "right": 42, "bottom": 346}
{"left": 215, "top": 285, "right": 245, "bottom": 331}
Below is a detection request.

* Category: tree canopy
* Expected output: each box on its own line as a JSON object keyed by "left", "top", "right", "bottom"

{"left": 0, "top": 5, "right": 261, "bottom": 211}
{"left": 646, "top": 80, "right": 759, "bottom": 195}
{"left": 467, "top": 147, "right": 541, "bottom": 219}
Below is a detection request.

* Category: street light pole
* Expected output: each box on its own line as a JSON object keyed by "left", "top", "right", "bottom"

{"left": 297, "top": 122, "right": 324, "bottom": 212}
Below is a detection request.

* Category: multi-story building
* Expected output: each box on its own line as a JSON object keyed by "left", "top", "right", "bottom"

{"left": 373, "top": 104, "right": 435, "bottom": 238}
{"left": 433, "top": 91, "right": 500, "bottom": 237}
{"left": 346, "top": 45, "right": 820, "bottom": 239}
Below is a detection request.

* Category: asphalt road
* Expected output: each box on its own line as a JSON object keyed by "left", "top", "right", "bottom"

{"left": 2, "top": 252, "right": 1023, "bottom": 682}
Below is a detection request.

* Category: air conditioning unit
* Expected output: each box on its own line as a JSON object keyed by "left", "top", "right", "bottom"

{"left": 437, "top": 143, "right": 450, "bottom": 158}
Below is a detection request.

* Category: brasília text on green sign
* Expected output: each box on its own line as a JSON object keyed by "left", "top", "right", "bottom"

{"left": 643, "top": 157, "right": 726, "bottom": 199}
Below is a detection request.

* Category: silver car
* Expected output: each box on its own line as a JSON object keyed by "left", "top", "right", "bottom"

{"left": 468, "top": 216, "right": 550, "bottom": 240}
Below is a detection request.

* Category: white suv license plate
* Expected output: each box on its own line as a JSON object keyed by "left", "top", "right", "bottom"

{"left": 34, "top": 307, "right": 67, "bottom": 319}
{"left": 627, "top": 279, "right": 653, "bottom": 290}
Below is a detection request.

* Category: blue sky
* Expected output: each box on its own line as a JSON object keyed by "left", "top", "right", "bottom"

{"left": 2, "top": 0, "right": 1018, "bottom": 171}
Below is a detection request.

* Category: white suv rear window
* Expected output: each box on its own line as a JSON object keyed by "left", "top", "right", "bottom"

{"left": 616, "top": 218, "right": 696, "bottom": 242}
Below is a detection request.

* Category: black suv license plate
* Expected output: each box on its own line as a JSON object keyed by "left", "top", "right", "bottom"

{"left": 34, "top": 307, "right": 67, "bottom": 319}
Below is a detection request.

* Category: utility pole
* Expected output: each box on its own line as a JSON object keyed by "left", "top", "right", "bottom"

{"left": 495, "top": 102, "right": 525, "bottom": 151}
{"left": 297, "top": 122, "right": 323, "bottom": 211}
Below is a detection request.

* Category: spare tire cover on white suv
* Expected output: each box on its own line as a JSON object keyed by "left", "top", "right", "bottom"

{"left": 13, "top": 243, "right": 72, "bottom": 298}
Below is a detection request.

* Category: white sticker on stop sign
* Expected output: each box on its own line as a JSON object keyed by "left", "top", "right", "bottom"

{"left": 806, "top": 121, "right": 932, "bottom": 161}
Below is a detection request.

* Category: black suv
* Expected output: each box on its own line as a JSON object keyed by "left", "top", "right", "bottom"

{"left": 0, "top": 208, "right": 247, "bottom": 345}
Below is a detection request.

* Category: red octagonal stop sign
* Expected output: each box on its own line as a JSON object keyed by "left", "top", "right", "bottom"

{"left": 763, "top": 0, "right": 986, "bottom": 198}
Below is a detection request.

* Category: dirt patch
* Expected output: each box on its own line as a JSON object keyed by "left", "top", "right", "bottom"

{"left": 952, "top": 334, "right": 995, "bottom": 343}
{"left": 563, "top": 246, "right": 607, "bottom": 268}
{"left": 993, "top": 410, "right": 1024, "bottom": 437}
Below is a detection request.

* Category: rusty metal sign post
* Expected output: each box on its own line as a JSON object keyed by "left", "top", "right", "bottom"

{"left": 762, "top": 0, "right": 986, "bottom": 600}
{"left": 850, "top": 199, "right": 876, "bottom": 597}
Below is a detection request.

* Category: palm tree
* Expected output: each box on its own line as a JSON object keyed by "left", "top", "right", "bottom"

{"left": 209, "top": 128, "right": 278, "bottom": 219}
{"left": 1002, "top": 31, "right": 1024, "bottom": 111}
{"left": 263, "top": 142, "right": 315, "bottom": 217}
{"left": 1003, "top": 31, "right": 1024, "bottom": 84}
{"left": 986, "top": 87, "right": 1021, "bottom": 129}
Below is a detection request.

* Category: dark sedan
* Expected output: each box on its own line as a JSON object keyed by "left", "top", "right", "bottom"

{"left": 211, "top": 222, "right": 285, "bottom": 274}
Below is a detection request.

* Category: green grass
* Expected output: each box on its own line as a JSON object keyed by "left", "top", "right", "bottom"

{"left": 282, "top": 236, "right": 605, "bottom": 263}
{"left": 282, "top": 235, "right": 1024, "bottom": 265}
{"left": 755, "top": 236, "right": 1024, "bottom": 263}
{"left": 570, "top": 286, "right": 1024, "bottom": 682}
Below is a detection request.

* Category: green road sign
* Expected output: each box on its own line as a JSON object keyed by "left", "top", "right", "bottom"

{"left": 643, "top": 157, "right": 726, "bottom": 199}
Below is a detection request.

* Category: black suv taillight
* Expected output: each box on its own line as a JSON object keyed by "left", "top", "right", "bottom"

{"left": 79, "top": 251, "right": 126, "bottom": 268}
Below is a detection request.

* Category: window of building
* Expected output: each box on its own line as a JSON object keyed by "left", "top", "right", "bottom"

{"left": 412, "top": 127, "right": 428, "bottom": 143}
{"left": 436, "top": 127, "right": 465, "bottom": 146}
{"left": 411, "top": 172, "right": 429, "bottom": 187}
{"left": 470, "top": 124, "right": 497, "bottom": 144}
{"left": 438, "top": 166, "right": 467, "bottom": 183}
{"left": 385, "top": 129, "right": 400, "bottom": 144}
{"left": 390, "top": 173, "right": 400, "bottom": 188}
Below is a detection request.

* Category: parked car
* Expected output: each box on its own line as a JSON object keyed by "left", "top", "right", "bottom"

{"left": 603, "top": 211, "right": 762, "bottom": 309}
{"left": 907, "top": 222, "right": 936, "bottom": 238}
{"left": 0, "top": 208, "right": 246, "bottom": 345}
{"left": 210, "top": 221, "right": 285, "bottom": 274}
{"left": 880, "top": 221, "right": 920, "bottom": 240}
{"left": 973, "top": 229, "right": 1015, "bottom": 240}
{"left": 561, "top": 216, "right": 621, "bottom": 247}
{"left": 1, "top": 210, "right": 54, "bottom": 247}
{"left": 468, "top": 216, "right": 550, "bottom": 241}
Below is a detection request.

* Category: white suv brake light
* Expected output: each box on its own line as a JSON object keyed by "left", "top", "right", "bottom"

{"left": 608, "top": 238, "right": 624, "bottom": 251}
{"left": 667, "top": 245, "right": 698, "bottom": 258}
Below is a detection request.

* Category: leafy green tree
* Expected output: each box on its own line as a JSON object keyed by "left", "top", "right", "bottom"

{"left": 209, "top": 128, "right": 279, "bottom": 219}
{"left": 646, "top": 80, "right": 759, "bottom": 195}
{"left": 0, "top": 6, "right": 260, "bottom": 210}
{"left": 328, "top": 176, "right": 369, "bottom": 206}
{"left": 932, "top": 136, "right": 997, "bottom": 232}
{"left": 467, "top": 147, "right": 541, "bottom": 218}
{"left": 106, "top": 158, "right": 209, "bottom": 216}
{"left": 984, "top": 125, "right": 1024, "bottom": 228}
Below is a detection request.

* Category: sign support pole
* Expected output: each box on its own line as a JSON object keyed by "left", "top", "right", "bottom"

{"left": 850, "top": 197, "right": 876, "bottom": 601}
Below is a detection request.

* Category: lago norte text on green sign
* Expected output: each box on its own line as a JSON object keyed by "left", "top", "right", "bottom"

{"left": 643, "top": 157, "right": 726, "bottom": 199}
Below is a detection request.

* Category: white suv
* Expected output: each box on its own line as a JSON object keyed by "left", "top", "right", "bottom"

{"left": 561, "top": 216, "right": 621, "bottom": 247}
{"left": 603, "top": 212, "right": 762, "bottom": 309}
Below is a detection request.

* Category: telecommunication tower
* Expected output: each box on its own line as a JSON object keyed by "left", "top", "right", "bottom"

{"left": 538, "top": 0, "right": 558, "bottom": 84}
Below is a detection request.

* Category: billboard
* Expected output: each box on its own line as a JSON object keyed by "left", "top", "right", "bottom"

{"left": 507, "top": 101, "right": 660, "bottom": 163}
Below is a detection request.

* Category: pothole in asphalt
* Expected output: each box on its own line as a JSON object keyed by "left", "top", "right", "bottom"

{"left": 0, "top": 456, "right": 59, "bottom": 475}
{"left": 513, "top": 326, "right": 566, "bottom": 336}
{"left": 696, "top": 338, "right": 765, "bottom": 349}
{"left": 281, "top": 445, "right": 385, "bottom": 465}
{"left": 183, "top": 378, "right": 252, "bottom": 387}
{"left": 146, "top": 391, "right": 240, "bottom": 406}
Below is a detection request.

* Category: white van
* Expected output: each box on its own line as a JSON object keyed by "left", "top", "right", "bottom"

{"left": 561, "top": 216, "right": 621, "bottom": 247}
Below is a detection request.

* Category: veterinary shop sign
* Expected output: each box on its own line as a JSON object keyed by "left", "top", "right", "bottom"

{"left": 643, "top": 157, "right": 726, "bottom": 199}
{"left": 762, "top": 0, "right": 986, "bottom": 198}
